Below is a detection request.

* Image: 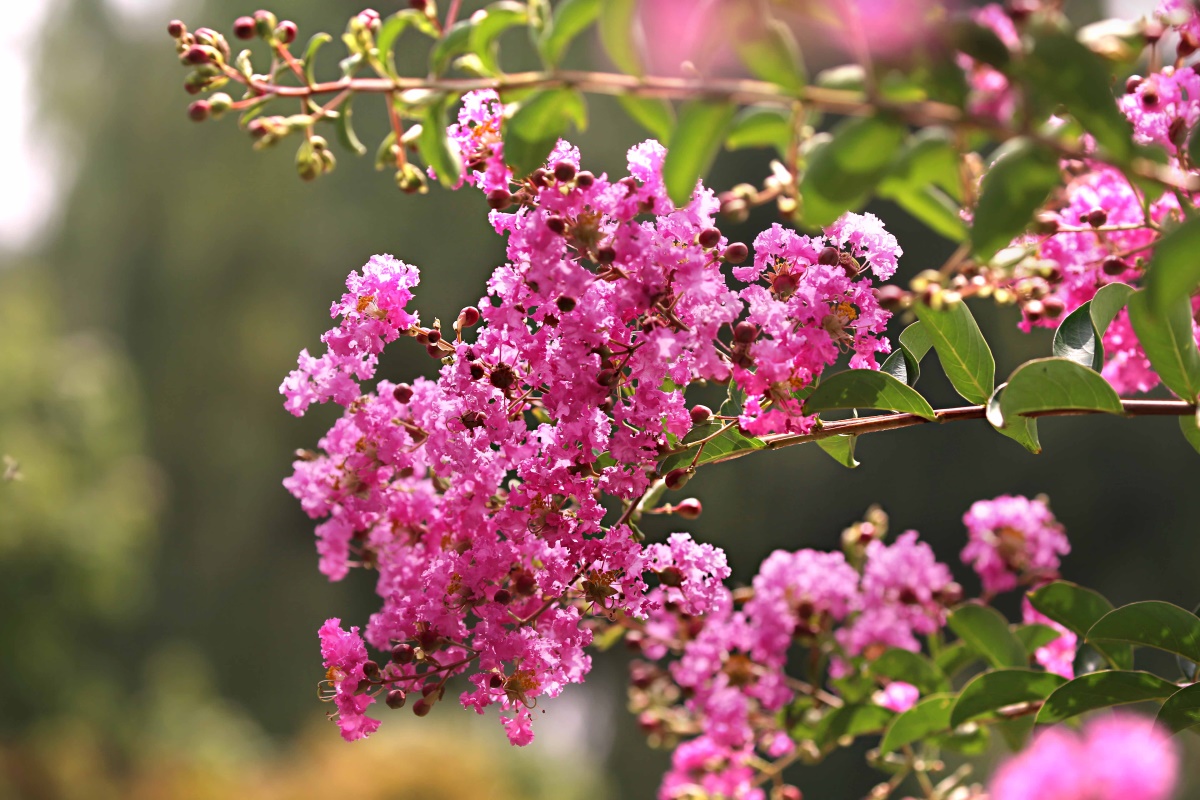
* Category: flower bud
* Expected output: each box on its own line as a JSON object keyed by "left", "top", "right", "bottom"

{"left": 167, "top": 19, "right": 186, "bottom": 38}
{"left": 187, "top": 100, "right": 211, "bottom": 122}
{"left": 817, "top": 246, "right": 840, "bottom": 266}
{"left": 658, "top": 566, "right": 685, "bottom": 588}
{"left": 459, "top": 306, "right": 481, "bottom": 327}
{"left": 689, "top": 405, "right": 713, "bottom": 425}
{"left": 1043, "top": 296, "right": 1065, "bottom": 318}
{"left": 469, "top": 362, "right": 485, "bottom": 380}
{"left": 391, "top": 643, "right": 415, "bottom": 664}
{"left": 733, "top": 321, "right": 758, "bottom": 344}
{"left": 1085, "top": 208, "right": 1107, "bottom": 228}
{"left": 275, "top": 20, "right": 298, "bottom": 45}
{"left": 386, "top": 689, "right": 407, "bottom": 709}
{"left": 489, "top": 673, "right": 504, "bottom": 688}
{"left": 1125, "top": 75, "right": 1144, "bottom": 94}
{"left": 486, "top": 188, "right": 512, "bottom": 209}
{"left": 664, "top": 467, "right": 694, "bottom": 490}
{"left": 546, "top": 215, "right": 567, "bottom": 235}
{"left": 723, "top": 242, "right": 749, "bottom": 263}
{"left": 1024, "top": 299, "right": 1045, "bottom": 323}
{"left": 553, "top": 160, "right": 577, "bottom": 182}
{"left": 393, "top": 383, "right": 414, "bottom": 403}
{"left": 490, "top": 364, "right": 517, "bottom": 390}
{"left": 395, "top": 162, "right": 428, "bottom": 194}
{"left": 596, "top": 368, "right": 619, "bottom": 387}
{"left": 556, "top": 296, "right": 577, "bottom": 312}
{"left": 183, "top": 45, "right": 214, "bottom": 65}
{"left": 493, "top": 588, "right": 512, "bottom": 605}
{"left": 233, "top": 16, "right": 256, "bottom": 40}
{"left": 363, "top": 660, "right": 382, "bottom": 680}
{"left": 412, "top": 698, "right": 433, "bottom": 716}
{"left": 596, "top": 246, "right": 616, "bottom": 264}
{"left": 254, "top": 10, "right": 278, "bottom": 38}
{"left": 874, "top": 284, "right": 907, "bottom": 310}
{"left": 697, "top": 227, "right": 722, "bottom": 248}
{"left": 575, "top": 170, "right": 595, "bottom": 189}
{"left": 675, "top": 498, "right": 702, "bottom": 519}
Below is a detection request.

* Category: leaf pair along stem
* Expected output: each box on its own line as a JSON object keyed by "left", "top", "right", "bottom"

{"left": 704, "top": 399, "right": 1197, "bottom": 467}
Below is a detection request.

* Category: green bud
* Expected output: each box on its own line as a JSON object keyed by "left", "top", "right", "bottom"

{"left": 253, "top": 10, "right": 277, "bottom": 39}
{"left": 396, "top": 162, "right": 428, "bottom": 194}
{"left": 208, "top": 92, "right": 233, "bottom": 118}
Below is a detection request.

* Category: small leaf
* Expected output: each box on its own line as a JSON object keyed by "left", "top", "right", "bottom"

{"left": 987, "top": 383, "right": 1041, "bottom": 453}
{"left": 538, "top": 0, "right": 601, "bottom": 67}
{"left": 879, "top": 127, "right": 962, "bottom": 200}
{"left": 948, "top": 604, "right": 1027, "bottom": 669}
{"left": 504, "top": 89, "right": 588, "bottom": 178}
{"left": 734, "top": 16, "right": 805, "bottom": 90}
{"left": 657, "top": 426, "right": 765, "bottom": 474}
{"left": 880, "top": 694, "right": 955, "bottom": 754}
{"left": 870, "top": 649, "right": 949, "bottom": 695}
{"left": 302, "top": 33, "right": 333, "bottom": 86}
{"left": 1127, "top": 290, "right": 1200, "bottom": 402}
{"left": 800, "top": 115, "right": 907, "bottom": 227}
{"left": 1053, "top": 303, "right": 1104, "bottom": 370}
{"left": 914, "top": 301, "right": 996, "bottom": 405}
{"left": 375, "top": 10, "right": 438, "bottom": 77}
{"left": 617, "top": 95, "right": 675, "bottom": 144}
{"left": 804, "top": 370, "right": 937, "bottom": 420}
{"left": 970, "top": 138, "right": 1061, "bottom": 260}
{"left": 1014, "top": 623, "right": 1063, "bottom": 654}
{"left": 816, "top": 434, "right": 859, "bottom": 468}
{"left": 469, "top": 1, "right": 529, "bottom": 75}
{"left": 430, "top": 19, "right": 475, "bottom": 75}
{"left": 1090, "top": 281, "right": 1136, "bottom": 332}
{"left": 335, "top": 97, "right": 368, "bottom": 156}
{"left": 1087, "top": 601, "right": 1200, "bottom": 663}
{"left": 726, "top": 106, "right": 792, "bottom": 154}
{"left": 1037, "top": 670, "right": 1179, "bottom": 724}
{"left": 598, "top": 0, "right": 643, "bottom": 75}
{"left": 882, "top": 321, "right": 932, "bottom": 387}
{"left": 1157, "top": 683, "right": 1200, "bottom": 734}
{"left": 662, "top": 101, "right": 737, "bottom": 207}
{"left": 1028, "top": 581, "right": 1132, "bottom": 670}
{"left": 418, "top": 95, "right": 464, "bottom": 187}
{"left": 1182, "top": 413, "right": 1200, "bottom": 455}
{"left": 998, "top": 358, "right": 1124, "bottom": 428}
{"left": 888, "top": 187, "right": 968, "bottom": 242}
{"left": 815, "top": 704, "right": 894, "bottom": 749}
{"left": 950, "top": 669, "right": 1066, "bottom": 727}
{"left": 935, "top": 641, "right": 981, "bottom": 677}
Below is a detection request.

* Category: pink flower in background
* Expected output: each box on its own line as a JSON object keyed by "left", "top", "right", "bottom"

{"left": 962, "top": 495, "right": 1069, "bottom": 594}
{"left": 990, "top": 713, "right": 1178, "bottom": 800}
{"left": 875, "top": 681, "right": 920, "bottom": 713}
{"left": 824, "top": 0, "right": 946, "bottom": 59}
{"left": 1021, "top": 597, "right": 1077, "bottom": 679}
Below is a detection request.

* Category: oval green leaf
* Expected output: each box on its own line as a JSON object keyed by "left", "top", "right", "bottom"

{"left": 1037, "top": 670, "right": 1179, "bottom": 724}
{"left": 1087, "top": 601, "right": 1200, "bottom": 663}
{"left": 948, "top": 604, "right": 1027, "bottom": 669}
{"left": 418, "top": 95, "right": 464, "bottom": 187}
{"left": 469, "top": 1, "right": 529, "bottom": 75}
{"left": 799, "top": 115, "right": 907, "bottom": 227}
{"left": 1028, "top": 580, "right": 1132, "bottom": 670}
{"left": 598, "top": 0, "right": 642, "bottom": 75}
{"left": 538, "top": 0, "right": 601, "bottom": 67}
{"left": 734, "top": 17, "right": 805, "bottom": 90}
{"left": 726, "top": 106, "right": 792, "bottom": 155}
{"left": 1127, "top": 290, "right": 1200, "bottom": 402}
{"left": 804, "top": 369, "right": 937, "bottom": 420}
{"left": 1157, "top": 683, "right": 1200, "bottom": 734}
{"left": 950, "top": 669, "right": 1066, "bottom": 727}
{"left": 815, "top": 703, "right": 894, "bottom": 749}
{"left": 504, "top": 89, "right": 588, "bottom": 178}
{"left": 914, "top": 300, "right": 996, "bottom": 405}
{"left": 661, "top": 101, "right": 737, "bottom": 207}
{"left": 970, "top": 138, "right": 1060, "bottom": 260}
{"left": 816, "top": 434, "right": 859, "bottom": 468}
{"left": 616, "top": 95, "right": 675, "bottom": 144}
{"left": 881, "top": 694, "right": 955, "bottom": 754}
{"left": 998, "top": 358, "right": 1124, "bottom": 428}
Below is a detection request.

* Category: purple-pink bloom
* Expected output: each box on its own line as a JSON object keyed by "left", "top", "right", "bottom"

{"left": 962, "top": 495, "right": 1069, "bottom": 595}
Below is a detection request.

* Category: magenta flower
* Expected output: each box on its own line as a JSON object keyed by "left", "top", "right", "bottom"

{"left": 962, "top": 495, "right": 1069, "bottom": 595}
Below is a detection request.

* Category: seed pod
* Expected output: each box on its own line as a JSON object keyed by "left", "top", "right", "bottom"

{"left": 553, "top": 161, "right": 577, "bottom": 182}
{"left": 689, "top": 405, "right": 713, "bottom": 425}
{"left": 393, "top": 384, "right": 414, "bottom": 403}
{"left": 486, "top": 188, "right": 511, "bottom": 210}
{"left": 817, "top": 246, "right": 840, "bottom": 266}
{"left": 575, "top": 170, "right": 595, "bottom": 189}
{"left": 663, "top": 467, "right": 694, "bottom": 490}
{"left": 391, "top": 643, "right": 415, "bottom": 664}
{"left": 733, "top": 321, "right": 758, "bottom": 344}
{"left": 459, "top": 306, "right": 481, "bottom": 327}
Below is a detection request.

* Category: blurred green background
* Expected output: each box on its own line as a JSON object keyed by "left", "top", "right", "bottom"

{"left": 2, "top": 0, "right": 1198, "bottom": 797}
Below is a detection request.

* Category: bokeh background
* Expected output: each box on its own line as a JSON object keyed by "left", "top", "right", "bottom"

{"left": 2, "top": 0, "right": 1198, "bottom": 797}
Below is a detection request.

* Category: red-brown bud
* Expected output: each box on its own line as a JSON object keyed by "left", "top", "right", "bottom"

{"left": 723, "top": 242, "right": 749, "bottom": 263}
{"left": 697, "top": 227, "right": 722, "bottom": 249}
{"left": 486, "top": 188, "right": 512, "bottom": 209}
{"left": 167, "top": 19, "right": 186, "bottom": 38}
{"left": 817, "top": 246, "right": 840, "bottom": 266}
{"left": 556, "top": 296, "right": 577, "bottom": 312}
{"left": 575, "top": 170, "right": 595, "bottom": 189}
{"left": 546, "top": 215, "right": 567, "bottom": 235}
{"left": 1102, "top": 257, "right": 1128, "bottom": 276}
{"left": 1125, "top": 75, "right": 1144, "bottom": 95}
{"left": 664, "top": 467, "right": 694, "bottom": 490}
{"left": 233, "top": 16, "right": 256, "bottom": 40}
{"left": 386, "top": 689, "right": 407, "bottom": 709}
{"left": 1043, "top": 297, "right": 1065, "bottom": 318}
{"left": 412, "top": 698, "right": 433, "bottom": 716}
{"left": 187, "top": 100, "right": 211, "bottom": 122}
{"left": 689, "top": 405, "right": 713, "bottom": 425}
{"left": 675, "top": 498, "right": 703, "bottom": 520}
{"left": 275, "top": 20, "right": 298, "bottom": 44}
{"left": 393, "top": 383, "right": 414, "bottom": 404}
{"left": 391, "top": 643, "right": 415, "bottom": 664}
{"left": 459, "top": 305, "right": 481, "bottom": 327}
{"left": 733, "top": 321, "right": 758, "bottom": 344}
{"left": 553, "top": 160, "right": 577, "bottom": 182}
{"left": 596, "top": 246, "right": 616, "bottom": 264}
{"left": 1085, "top": 208, "right": 1107, "bottom": 228}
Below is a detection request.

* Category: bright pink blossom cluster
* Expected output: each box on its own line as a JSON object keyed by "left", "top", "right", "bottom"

{"left": 990, "top": 712, "right": 1179, "bottom": 800}
{"left": 284, "top": 90, "right": 902, "bottom": 746}
{"left": 962, "top": 494, "right": 1069, "bottom": 595}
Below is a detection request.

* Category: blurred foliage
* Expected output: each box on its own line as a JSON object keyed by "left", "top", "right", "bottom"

{"left": 2, "top": 0, "right": 1198, "bottom": 797}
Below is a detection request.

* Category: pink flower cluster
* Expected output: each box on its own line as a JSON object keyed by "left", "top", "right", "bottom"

{"left": 283, "top": 90, "right": 902, "bottom": 744}
{"left": 957, "top": 4, "right": 1021, "bottom": 123}
{"left": 990, "top": 713, "right": 1179, "bottom": 800}
{"left": 961, "top": 494, "right": 1069, "bottom": 595}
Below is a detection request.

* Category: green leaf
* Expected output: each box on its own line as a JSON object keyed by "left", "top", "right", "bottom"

{"left": 1182, "top": 413, "right": 1200, "bottom": 455}
{"left": 815, "top": 704, "right": 894, "bottom": 749}
{"left": 1053, "top": 282, "right": 1134, "bottom": 370}
{"left": 913, "top": 301, "right": 996, "bottom": 405}
{"left": 375, "top": 10, "right": 438, "bottom": 77}
{"left": 804, "top": 370, "right": 937, "bottom": 420}
{"left": 1025, "top": 29, "right": 1134, "bottom": 161}
{"left": 879, "top": 128, "right": 962, "bottom": 200}
{"left": 657, "top": 426, "right": 765, "bottom": 474}
{"left": 882, "top": 321, "right": 933, "bottom": 388}
{"left": 734, "top": 17, "right": 805, "bottom": 90}
{"left": 995, "top": 715, "right": 1037, "bottom": 751}
{"left": 430, "top": 19, "right": 475, "bottom": 75}
{"left": 1087, "top": 601, "right": 1200, "bottom": 663}
{"left": 1127, "top": 290, "right": 1200, "bottom": 401}
{"left": 538, "top": 0, "right": 601, "bottom": 67}
{"left": 1037, "top": 670, "right": 1179, "bottom": 724}
{"left": 616, "top": 95, "right": 675, "bottom": 144}
{"left": 997, "top": 359, "right": 1124, "bottom": 431}
{"left": 987, "top": 383, "right": 1042, "bottom": 454}
{"left": 469, "top": 1, "right": 529, "bottom": 75}
{"left": 970, "top": 138, "right": 1060, "bottom": 260}
{"left": 418, "top": 95, "right": 464, "bottom": 187}
{"left": 1014, "top": 623, "right": 1064, "bottom": 654}
{"left": 799, "top": 115, "right": 907, "bottom": 227}
{"left": 662, "top": 101, "right": 737, "bottom": 207}
{"left": 726, "top": 106, "right": 792, "bottom": 155}
{"left": 335, "top": 97, "right": 367, "bottom": 156}
{"left": 935, "top": 641, "right": 981, "bottom": 678}
{"left": 869, "top": 649, "right": 949, "bottom": 695}
{"left": 1028, "top": 581, "right": 1132, "bottom": 670}
{"left": 948, "top": 604, "right": 1027, "bottom": 669}
{"left": 598, "top": 0, "right": 642, "bottom": 75}
{"left": 302, "top": 33, "right": 333, "bottom": 86}
{"left": 1090, "top": 281, "right": 1136, "bottom": 331}
{"left": 880, "top": 694, "right": 955, "bottom": 754}
{"left": 504, "top": 89, "right": 588, "bottom": 178}
{"left": 950, "top": 669, "right": 1066, "bottom": 727}
{"left": 1156, "top": 683, "right": 1200, "bottom": 734}
{"left": 888, "top": 187, "right": 968, "bottom": 242}
{"left": 816, "top": 434, "right": 859, "bottom": 468}
{"left": 953, "top": 20, "right": 1011, "bottom": 69}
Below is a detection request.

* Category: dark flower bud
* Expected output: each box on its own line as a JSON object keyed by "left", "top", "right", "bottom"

{"left": 426, "top": 343, "right": 442, "bottom": 357}
{"left": 459, "top": 306, "right": 481, "bottom": 327}
{"left": 461, "top": 410, "right": 486, "bottom": 429}
{"left": 575, "top": 170, "right": 595, "bottom": 189}
{"left": 1143, "top": 88, "right": 1160, "bottom": 108}
{"left": 530, "top": 168, "right": 549, "bottom": 188}
{"left": 275, "top": 21, "right": 298, "bottom": 44}
{"left": 167, "top": 19, "right": 186, "bottom": 38}
{"left": 697, "top": 227, "right": 722, "bottom": 248}
{"left": 734, "top": 321, "right": 758, "bottom": 344}
{"left": 1024, "top": 299, "right": 1045, "bottom": 323}
{"left": 469, "top": 362, "right": 485, "bottom": 380}
{"left": 1086, "top": 208, "right": 1108, "bottom": 228}
{"left": 556, "top": 296, "right": 577, "bottom": 312}
{"left": 553, "top": 161, "right": 577, "bottom": 182}
{"left": 1180, "top": 31, "right": 1199, "bottom": 58}
{"left": 1103, "top": 257, "right": 1128, "bottom": 276}
{"left": 513, "top": 570, "right": 537, "bottom": 595}
{"left": 874, "top": 284, "right": 907, "bottom": 310}
{"left": 486, "top": 188, "right": 511, "bottom": 210}
{"left": 363, "top": 660, "right": 381, "bottom": 680}
{"left": 412, "top": 699, "right": 433, "bottom": 716}
{"left": 493, "top": 589, "right": 512, "bottom": 605}
{"left": 489, "top": 673, "right": 504, "bottom": 688}
{"left": 838, "top": 252, "right": 862, "bottom": 278}
{"left": 1170, "top": 117, "right": 1189, "bottom": 148}
{"left": 490, "top": 364, "right": 516, "bottom": 390}
{"left": 393, "top": 383, "right": 414, "bottom": 404}
{"left": 689, "top": 405, "right": 713, "bottom": 425}
{"left": 410, "top": 0, "right": 429, "bottom": 9}
{"left": 1125, "top": 75, "right": 1144, "bottom": 94}
{"left": 391, "top": 643, "right": 415, "bottom": 664}
{"left": 723, "top": 242, "right": 749, "bottom": 263}
{"left": 596, "top": 368, "right": 619, "bottom": 387}
{"left": 183, "top": 45, "right": 211, "bottom": 64}
{"left": 1043, "top": 297, "right": 1065, "bottom": 318}
{"left": 675, "top": 498, "right": 703, "bottom": 520}
{"left": 233, "top": 16, "right": 256, "bottom": 39}
{"left": 596, "top": 246, "right": 616, "bottom": 264}
{"left": 417, "top": 628, "right": 441, "bottom": 650}
{"left": 817, "top": 246, "right": 840, "bottom": 266}
{"left": 546, "top": 215, "right": 567, "bottom": 235}
{"left": 936, "top": 582, "right": 963, "bottom": 607}
{"left": 187, "top": 100, "right": 211, "bottom": 122}
{"left": 658, "top": 566, "right": 685, "bottom": 588}
{"left": 386, "top": 689, "right": 407, "bottom": 709}
{"left": 664, "top": 467, "right": 694, "bottom": 490}
{"left": 1032, "top": 211, "right": 1059, "bottom": 235}
{"left": 772, "top": 272, "right": 799, "bottom": 296}
{"left": 426, "top": 329, "right": 441, "bottom": 344}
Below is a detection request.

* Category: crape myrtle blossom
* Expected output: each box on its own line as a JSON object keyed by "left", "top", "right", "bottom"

{"left": 961, "top": 494, "right": 1069, "bottom": 595}
{"left": 990, "top": 713, "right": 1179, "bottom": 800}
{"left": 283, "top": 89, "right": 904, "bottom": 746}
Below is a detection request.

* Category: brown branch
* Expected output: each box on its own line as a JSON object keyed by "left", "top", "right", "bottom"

{"left": 703, "top": 399, "right": 1196, "bottom": 467}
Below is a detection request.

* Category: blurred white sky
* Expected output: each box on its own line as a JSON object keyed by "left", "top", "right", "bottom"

{"left": 0, "top": 0, "right": 1163, "bottom": 251}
